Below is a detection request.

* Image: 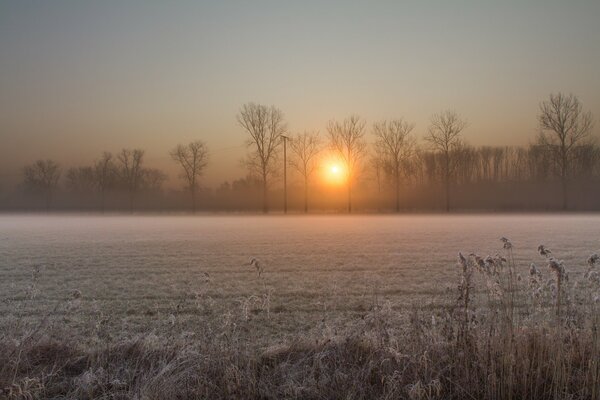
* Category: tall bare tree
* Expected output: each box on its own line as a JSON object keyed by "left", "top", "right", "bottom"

{"left": 65, "top": 167, "right": 95, "bottom": 193}
{"left": 425, "top": 110, "right": 468, "bottom": 212}
{"left": 237, "top": 103, "right": 287, "bottom": 213}
{"left": 369, "top": 145, "right": 386, "bottom": 211}
{"left": 93, "top": 152, "right": 116, "bottom": 213}
{"left": 289, "top": 131, "right": 322, "bottom": 213}
{"left": 117, "top": 149, "right": 144, "bottom": 213}
{"left": 141, "top": 168, "right": 168, "bottom": 192}
{"left": 372, "top": 119, "right": 416, "bottom": 212}
{"left": 327, "top": 115, "right": 367, "bottom": 213}
{"left": 23, "top": 160, "right": 61, "bottom": 209}
{"left": 170, "top": 141, "right": 209, "bottom": 212}
{"left": 537, "top": 93, "right": 594, "bottom": 210}
{"left": 63, "top": 154, "right": 115, "bottom": 211}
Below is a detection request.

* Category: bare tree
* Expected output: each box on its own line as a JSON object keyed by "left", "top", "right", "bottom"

{"left": 23, "top": 160, "right": 61, "bottom": 209}
{"left": 237, "top": 103, "right": 287, "bottom": 213}
{"left": 289, "top": 131, "right": 322, "bottom": 213}
{"left": 425, "top": 110, "right": 468, "bottom": 212}
{"left": 369, "top": 145, "right": 386, "bottom": 211}
{"left": 537, "top": 93, "right": 594, "bottom": 210}
{"left": 170, "top": 141, "right": 209, "bottom": 212}
{"left": 372, "top": 119, "right": 416, "bottom": 212}
{"left": 117, "top": 149, "right": 144, "bottom": 213}
{"left": 141, "top": 168, "right": 168, "bottom": 192}
{"left": 93, "top": 152, "right": 116, "bottom": 213}
{"left": 327, "top": 115, "right": 367, "bottom": 213}
{"left": 66, "top": 166, "right": 95, "bottom": 193}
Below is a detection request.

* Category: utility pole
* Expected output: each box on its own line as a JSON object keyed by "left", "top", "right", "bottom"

{"left": 281, "top": 135, "right": 289, "bottom": 214}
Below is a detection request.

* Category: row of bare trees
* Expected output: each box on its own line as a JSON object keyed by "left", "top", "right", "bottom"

{"left": 238, "top": 93, "right": 596, "bottom": 212}
{"left": 16, "top": 93, "right": 597, "bottom": 212}
{"left": 65, "top": 149, "right": 167, "bottom": 212}
{"left": 24, "top": 144, "right": 209, "bottom": 212}
{"left": 237, "top": 106, "right": 414, "bottom": 213}
{"left": 237, "top": 105, "right": 369, "bottom": 213}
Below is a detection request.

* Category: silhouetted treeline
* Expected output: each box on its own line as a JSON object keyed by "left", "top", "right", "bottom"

{"left": 2, "top": 143, "right": 600, "bottom": 212}
{"left": 1, "top": 93, "right": 598, "bottom": 212}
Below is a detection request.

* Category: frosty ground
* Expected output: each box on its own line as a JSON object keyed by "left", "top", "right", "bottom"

{"left": 2, "top": 214, "right": 598, "bottom": 345}
{"left": 2, "top": 214, "right": 600, "bottom": 399}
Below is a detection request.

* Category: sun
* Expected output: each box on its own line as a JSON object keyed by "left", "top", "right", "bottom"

{"left": 322, "top": 159, "right": 347, "bottom": 186}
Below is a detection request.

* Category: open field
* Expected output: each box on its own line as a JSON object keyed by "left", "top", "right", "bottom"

{"left": 2, "top": 214, "right": 599, "bottom": 340}
{"left": 1, "top": 214, "right": 600, "bottom": 399}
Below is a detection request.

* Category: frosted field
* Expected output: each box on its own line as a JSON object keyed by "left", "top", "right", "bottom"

{"left": 1, "top": 214, "right": 599, "bottom": 346}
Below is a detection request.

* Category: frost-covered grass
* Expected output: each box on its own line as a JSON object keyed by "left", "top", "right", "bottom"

{"left": 1, "top": 215, "right": 600, "bottom": 398}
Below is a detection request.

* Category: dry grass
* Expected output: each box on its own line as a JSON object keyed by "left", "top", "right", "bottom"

{"left": 2, "top": 235, "right": 600, "bottom": 399}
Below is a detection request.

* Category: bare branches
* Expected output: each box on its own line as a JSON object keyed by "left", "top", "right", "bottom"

{"left": 537, "top": 93, "right": 595, "bottom": 209}
{"left": 66, "top": 167, "right": 95, "bottom": 192}
{"left": 23, "top": 160, "right": 61, "bottom": 209}
{"left": 93, "top": 152, "right": 116, "bottom": 212}
{"left": 538, "top": 94, "right": 594, "bottom": 167}
{"left": 373, "top": 119, "right": 416, "bottom": 161}
{"left": 94, "top": 152, "right": 116, "bottom": 193}
{"left": 289, "top": 131, "right": 322, "bottom": 182}
{"left": 327, "top": 115, "right": 367, "bottom": 212}
{"left": 238, "top": 103, "right": 287, "bottom": 213}
{"left": 425, "top": 110, "right": 468, "bottom": 212}
{"left": 539, "top": 93, "right": 594, "bottom": 153}
{"left": 171, "top": 141, "right": 209, "bottom": 212}
{"left": 117, "top": 149, "right": 145, "bottom": 212}
{"left": 425, "top": 111, "right": 467, "bottom": 154}
{"left": 289, "top": 131, "right": 322, "bottom": 212}
{"left": 142, "top": 168, "right": 168, "bottom": 192}
{"left": 372, "top": 118, "right": 416, "bottom": 212}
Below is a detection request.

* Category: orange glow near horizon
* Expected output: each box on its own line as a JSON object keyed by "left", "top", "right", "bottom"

{"left": 321, "top": 156, "right": 347, "bottom": 187}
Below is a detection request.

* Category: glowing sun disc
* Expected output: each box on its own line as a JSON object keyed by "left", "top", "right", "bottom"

{"left": 322, "top": 160, "right": 346, "bottom": 186}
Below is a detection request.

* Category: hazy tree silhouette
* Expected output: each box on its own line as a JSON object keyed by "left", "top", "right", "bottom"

{"left": 141, "top": 168, "right": 167, "bottom": 192}
{"left": 66, "top": 167, "right": 95, "bottom": 193}
{"left": 372, "top": 119, "right": 416, "bottom": 212}
{"left": 327, "top": 115, "right": 367, "bottom": 213}
{"left": 117, "top": 149, "right": 144, "bottom": 213}
{"left": 94, "top": 152, "right": 116, "bottom": 213}
{"left": 369, "top": 146, "right": 386, "bottom": 211}
{"left": 289, "top": 131, "right": 322, "bottom": 213}
{"left": 425, "top": 110, "right": 467, "bottom": 212}
{"left": 170, "top": 141, "right": 209, "bottom": 213}
{"left": 237, "top": 103, "right": 287, "bottom": 213}
{"left": 537, "top": 93, "right": 594, "bottom": 210}
{"left": 23, "top": 160, "right": 61, "bottom": 210}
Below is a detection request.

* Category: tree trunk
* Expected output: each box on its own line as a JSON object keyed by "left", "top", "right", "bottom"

{"left": 395, "top": 167, "right": 400, "bottom": 213}
{"left": 191, "top": 188, "right": 196, "bottom": 214}
{"left": 101, "top": 189, "right": 105, "bottom": 214}
{"left": 262, "top": 173, "right": 268, "bottom": 214}
{"left": 304, "top": 176, "right": 308, "bottom": 213}
{"left": 561, "top": 153, "right": 568, "bottom": 211}
{"left": 445, "top": 176, "right": 450, "bottom": 213}
{"left": 283, "top": 139, "right": 287, "bottom": 214}
{"left": 45, "top": 190, "right": 51, "bottom": 211}
{"left": 445, "top": 152, "right": 451, "bottom": 212}
{"left": 561, "top": 175, "right": 568, "bottom": 211}
{"left": 347, "top": 180, "right": 352, "bottom": 213}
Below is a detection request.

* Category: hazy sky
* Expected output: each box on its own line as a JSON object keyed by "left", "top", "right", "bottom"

{"left": 1, "top": 0, "right": 599, "bottom": 187}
